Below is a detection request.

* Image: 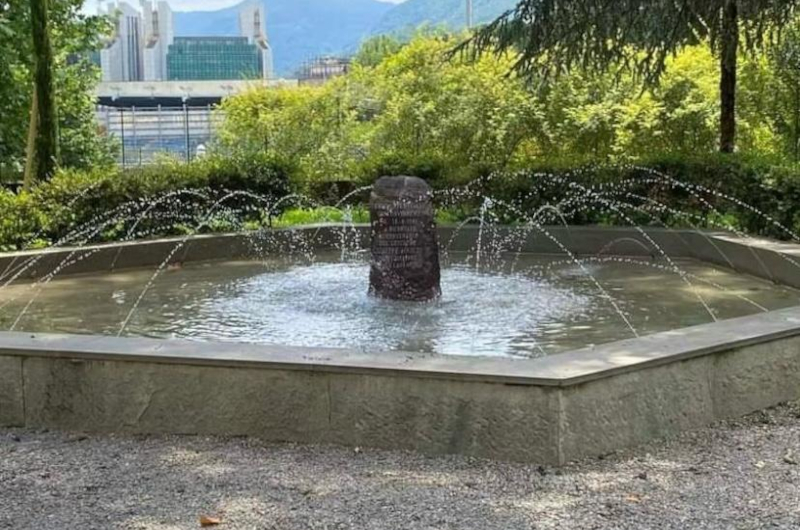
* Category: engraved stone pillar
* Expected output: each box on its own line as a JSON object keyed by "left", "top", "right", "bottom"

{"left": 369, "top": 176, "right": 441, "bottom": 301}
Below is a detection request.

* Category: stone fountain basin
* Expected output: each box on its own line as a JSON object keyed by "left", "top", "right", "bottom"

{"left": 1, "top": 225, "right": 799, "bottom": 464}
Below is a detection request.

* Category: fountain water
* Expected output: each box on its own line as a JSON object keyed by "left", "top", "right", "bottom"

{"left": 0, "top": 169, "right": 799, "bottom": 358}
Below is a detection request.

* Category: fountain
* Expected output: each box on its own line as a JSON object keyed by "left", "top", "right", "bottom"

{"left": 1, "top": 169, "right": 800, "bottom": 464}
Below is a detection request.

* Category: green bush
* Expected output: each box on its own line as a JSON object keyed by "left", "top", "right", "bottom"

{"left": 0, "top": 153, "right": 297, "bottom": 250}
{"left": 476, "top": 153, "right": 800, "bottom": 240}
{"left": 2, "top": 152, "right": 800, "bottom": 251}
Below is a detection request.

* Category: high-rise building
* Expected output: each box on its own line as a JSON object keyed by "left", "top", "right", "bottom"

{"left": 142, "top": 1, "right": 174, "bottom": 81}
{"left": 100, "top": 0, "right": 273, "bottom": 83}
{"left": 100, "top": 1, "right": 144, "bottom": 82}
{"left": 238, "top": 0, "right": 274, "bottom": 80}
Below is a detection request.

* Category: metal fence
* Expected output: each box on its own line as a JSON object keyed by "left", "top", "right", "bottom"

{"left": 97, "top": 105, "right": 225, "bottom": 167}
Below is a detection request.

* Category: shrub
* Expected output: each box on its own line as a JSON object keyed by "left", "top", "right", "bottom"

{"left": 477, "top": 153, "right": 800, "bottom": 240}
{"left": 2, "top": 152, "right": 800, "bottom": 251}
{"left": 0, "top": 154, "right": 297, "bottom": 250}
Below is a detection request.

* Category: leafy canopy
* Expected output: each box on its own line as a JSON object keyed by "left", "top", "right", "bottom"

{"left": 462, "top": 0, "right": 799, "bottom": 83}
{"left": 0, "top": 0, "right": 114, "bottom": 174}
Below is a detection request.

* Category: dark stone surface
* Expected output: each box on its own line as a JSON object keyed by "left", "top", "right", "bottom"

{"left": 369, "top": 176, "right": 441, "bottom": 301}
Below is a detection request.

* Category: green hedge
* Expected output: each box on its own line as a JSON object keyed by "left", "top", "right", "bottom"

{"left": 472, "top": 154, "right": 800, "bottom": 241}
{"left": 0, "top": 153, "right": 296, "bottom": 251}
{"left": 2, "top": 152, "right": 800, "bottom": 251}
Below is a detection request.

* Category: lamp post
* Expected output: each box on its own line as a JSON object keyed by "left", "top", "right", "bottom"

{"left": 466, "top": 0, "right": 473, "bottom": 29}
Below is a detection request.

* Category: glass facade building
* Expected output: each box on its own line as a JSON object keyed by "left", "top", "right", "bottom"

{"left": 167, "top": 37, "right": 263, "bottom": 81}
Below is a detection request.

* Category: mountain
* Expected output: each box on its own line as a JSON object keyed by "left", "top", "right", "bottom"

{"left": 173, "top": 0, "right": 517, "bottom": 76}
{"left": 373, "top": 0, "right": 518, "bottom": 36}
{"left": 174, "top": 0, "right": 393, "bottom": 76}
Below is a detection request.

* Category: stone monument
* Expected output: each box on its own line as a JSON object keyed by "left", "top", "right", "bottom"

{"left": 369, "top": 176, "right": 441, "bottom": 301}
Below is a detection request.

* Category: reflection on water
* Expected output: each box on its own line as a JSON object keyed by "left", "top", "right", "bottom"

{"left": 1, "top": 252, "right": 798, "bottom": 358}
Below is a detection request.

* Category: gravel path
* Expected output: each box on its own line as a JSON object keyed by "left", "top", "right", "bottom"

{"left": 2, "top": 402, "right": 799, "bottom": 530}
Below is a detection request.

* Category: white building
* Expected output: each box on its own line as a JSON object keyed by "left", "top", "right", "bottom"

{"left": 100, "top": 1, "right": 144, "bottom": 82}
{"left": 238, "top": 0, "right": 274, "bottom": 79}
{"left": 101, "top": 0, "right": 274, "bottom": 82}
{"left": 142, "top": 1, "right": 174, "bottom": 82}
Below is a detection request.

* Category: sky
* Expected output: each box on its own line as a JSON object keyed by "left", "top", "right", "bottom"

{"left": 84, "top": 0, "right": 405, "bottom": 13}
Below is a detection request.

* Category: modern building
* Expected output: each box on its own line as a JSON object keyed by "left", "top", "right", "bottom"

{"left": 166, "top": 37, "right": 264, "bottom": 81}
{"left": 238, "top": 0, "right": 274, "bottom": 80}
{"left": 100, "top": 0, "right": 273, "bottom": 83}
{"left": 100, "top": 1, "right": 146, "bottom": 82}
{"left": 142, "top": 1, "right": 174, "bottom": 81}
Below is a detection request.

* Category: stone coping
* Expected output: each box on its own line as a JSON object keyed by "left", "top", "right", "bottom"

{"left": 2, "top": 224, "right": 800, "bottom": 386}
{"left": 3, "top": 304, "right": 800, "bottom": 388}
{"left": 2, "top": 224, "right": 786, "bottom": 284}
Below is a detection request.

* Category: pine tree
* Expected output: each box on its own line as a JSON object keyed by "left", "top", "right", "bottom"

{"left": 461, "top": 0, "right": 799, "bottom": 153}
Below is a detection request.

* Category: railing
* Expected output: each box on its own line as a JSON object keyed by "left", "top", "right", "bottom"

{"left": 97, "top": 105, "right": 225, "bottom": 167}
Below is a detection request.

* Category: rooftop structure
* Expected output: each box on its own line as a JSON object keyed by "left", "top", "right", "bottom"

{"left": 297, "top": 56, "right": 351, "bottom": 86}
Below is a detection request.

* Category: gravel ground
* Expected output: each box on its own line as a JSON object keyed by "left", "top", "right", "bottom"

{"left": 1, "top": 402, "right": 799, "bottom": 530}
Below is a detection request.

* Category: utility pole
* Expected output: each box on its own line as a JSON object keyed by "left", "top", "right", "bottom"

{"left": 466, "top": 0, "right": 473, "bottom": 29}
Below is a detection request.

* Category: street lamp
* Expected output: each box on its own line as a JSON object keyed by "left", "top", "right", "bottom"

{"left": 466, "top": 0, "right": 473, "bottom": 29}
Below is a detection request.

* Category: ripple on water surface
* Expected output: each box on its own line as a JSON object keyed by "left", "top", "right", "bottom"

{"left": 1, "top": 252, "right": 798, "bottom": 358}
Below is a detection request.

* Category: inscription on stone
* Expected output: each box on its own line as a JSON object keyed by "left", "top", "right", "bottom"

{"left": 369, "top": 176, "right": 441, "bottom": 301}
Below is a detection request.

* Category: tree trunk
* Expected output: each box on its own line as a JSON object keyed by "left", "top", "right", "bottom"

{"left": 719, "top": 0, "right": 738, "bottom": 154}
{"left": 28, "top": 0, "right": 59, "bottom": 182}
{"left": 23, "top": 86, "right": 38, "bottom": 190}
{"left": 794, "top": 88, "right": 799, "bottom": 162}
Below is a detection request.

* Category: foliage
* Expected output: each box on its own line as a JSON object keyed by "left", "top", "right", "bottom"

{"left": 767, "top": 18, "right": 800, "bottom": 160}
{"left": 273, "top": 207, "right": 370, "bottom": 227}
{"left": 460, "top": 0, "right": 800, "bottom": 152}
{"left": 271, "top": 205, "right": 459, "bottom": 226}
{"left": 353, "top": 35, "right": 405, "bottom": 68}
{"left": 221, "top": 33, "right": 798, "bottom": 179}
{"left": 5, "top": 153, "right": 800, "bottom": 250}
{"left": 0, "top": 0, "right": 115, "bottom": 177}
{"left": 471, "top": 153, "right": 800, "bottom": 241}
{"left": 0, "top": 154, "right": 296, "bottom": 251}
{"left": 220, "top": 34, "right": 541, "bottom": 187}
{"left": 463, "top": 0, "right": 796, "bottom": 83}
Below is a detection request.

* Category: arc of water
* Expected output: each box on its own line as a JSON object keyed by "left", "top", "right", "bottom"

{"left": 109, "top": 189, "right": 212, "bottom": 271}
{"left": 0, "top": 192, "right": 202, "bottom": 290}
{"left": 484, "top": 197, "right": 639, "bottom": 338}
{"left": 0, "top": 179, "right": 106, "bottom": 283}
{"left": 628, "top": 166, "right": 800, "bottom": 241}
{"left": 8, "top": 246, "right": 107, "bottom": 330}
{"left": 543, "top": 255, "right": 772, "bottom": 313}
{"left": 610, "top": 191, "right": 746, "bottom": 273}
{"left": 116, "top": 189, "right": 298, "bottom": 337}
{"left": 638, "top": 182, "right": 800, "bottom": 279}
{"left": 594, "top": 173, "right": 788, "bottom": 279}
{"left": 1, "top": 210, "right": 200, "bottom": 325}
{"left": 553, "top": 180, "right": 718, "bottom": 322}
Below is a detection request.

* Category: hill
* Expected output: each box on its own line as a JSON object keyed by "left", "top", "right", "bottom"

{"left": 373, "top": 0, "right": 517, "bottom": 36}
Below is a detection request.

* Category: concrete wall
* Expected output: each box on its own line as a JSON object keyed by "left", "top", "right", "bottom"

{"left": 3, "top": 305, "right": 800, "bottom": 464}
{"left": 0, "top": 225, "right": 738, "bottom": 283}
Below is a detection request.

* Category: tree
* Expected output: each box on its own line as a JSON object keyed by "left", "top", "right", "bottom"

{"left": 769, "top": 19, "right": 800, "bottom": 160}
{"left": 461, "top": 0, "right": 799, "bottom": 153}
{"left": 0, "top": 0, "right": 113, "bottom": 182}
{"left": 353, "top": 35, "right": 405, "bottom": 68}
{"left": 26, "top": 0, "right": 59, "bottom": 185}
